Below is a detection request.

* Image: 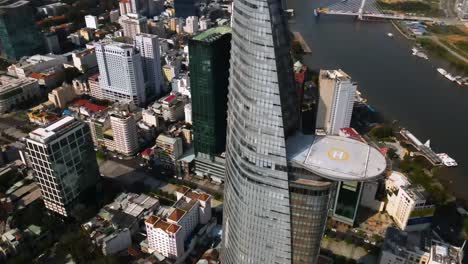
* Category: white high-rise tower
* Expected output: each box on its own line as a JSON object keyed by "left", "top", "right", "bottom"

{"left": 316, "top": 69, "right": 357, "bottom": 135}
{"left": 95, "top": 41, "right": 146, "bottom": 106}
{"left": 134, "top": 33, "right": 164, "bottom": 98}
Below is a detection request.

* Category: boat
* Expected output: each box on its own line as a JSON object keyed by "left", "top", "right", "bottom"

{"left": 455, "top": 76, "right": 463, "bottom": 85}
{"left": 412, "top": 48, "right": 428, "bottom": 59}
{"left": 437, "top": 153, "right": 458, "bottom": 167}
{"left": 387, "top": 33, "right": 394, "bottom": 37}
{"left": 437, "top": 68, "right": 447, "bottom": 75}
{"left": 445, "top": 73, "right": 456, "bottom": 82}
{"left": 415, "top": 52, "right": 428, "bottom": 60}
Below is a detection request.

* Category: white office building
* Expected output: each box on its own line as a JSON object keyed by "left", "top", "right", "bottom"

{"left": 134, "top": 34, "right": 164, "bottom": 98}
{"left": 95, "top": 41, "right": 146, "bottom": 105}
{"left": 85, "top": 15, "right": 99, "bottom": 29}
{"left": 316, "top": 69, "right": 357, "bottom": 135}
{"left": 25, "top": 116, "right": 100, "bottom": 217}
{"left": 145, "top": 187, "right": 211, "bottom": 259}
{"left": 119, "top": 13, "right": 148, "bottom": 39}
{"left": 386, "top": 172, "right": 435, "bottom": 231}
{"left": 109, "top": 109, "right": 139, "bottom": 156}
{"left": 184, "top": 16, "right": 198, "bottom": 34}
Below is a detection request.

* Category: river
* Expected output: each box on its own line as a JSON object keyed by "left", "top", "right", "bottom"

{"left": 288, "top": 0, "right": 468, "bottom": 201}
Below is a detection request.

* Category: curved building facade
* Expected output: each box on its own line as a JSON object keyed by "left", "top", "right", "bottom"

{"left": 221, "top": 0, "right": 387, "bottom": 261}
{"left": 222, "top": 0, "right": 299, "bottom": 261}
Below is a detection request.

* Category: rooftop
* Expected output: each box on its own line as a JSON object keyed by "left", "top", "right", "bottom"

{"left": 287, "top": 133, "right": 386, "bottom": 181}
{"left": 192, "top": 26, "right": 231, "bottom": 42}
{"left": 146, "top": 216, "right": 181, "bottom": 234}
{"left": 321, "top": 69, "right": 351, "bottom": 81}
{"left": 0, "top": 75, "right": 37, "bottom": 94}
{"left": 28, "top": 116, "right": 79, "bottom": 143}
{"left": 167, "top": 208, "right": 186, "bottom": 222}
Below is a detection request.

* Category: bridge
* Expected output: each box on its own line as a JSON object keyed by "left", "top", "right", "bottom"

{"left": 316, "top": 0, "right": 437, "bottom": 22}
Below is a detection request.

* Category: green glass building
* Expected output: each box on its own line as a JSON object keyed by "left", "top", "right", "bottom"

{"left": 0, "top": 0, "right": 45, "bottom": 60}
{"left": 332, "top": 181, "right": 363, "bottom": 226}
{"left": 189, "top": 27, "right": 231, "bottom": 159}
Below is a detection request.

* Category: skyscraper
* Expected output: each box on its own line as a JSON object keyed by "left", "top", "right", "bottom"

{"left": 26, "top": 116, "right": 100, "bottom": 217}
{"left": 0, "top": 0, "right": 45, "bottom": 60}
{"left": 134, "top": 34, "right": 164, "bottom": 98}
{"left": 95, "top": 41, "right": 146, "bottom": 106}
{"left": 119, "top": 14, "right": 148, "bottom": 39}
{"left": 189, "top": 26, "right": 231, "bottom": 159}
{"left": 316, "top": 69, "right": 357, "bottom": 135}
{"left": 221, "top": 0, "right": 387, "bottom": 262}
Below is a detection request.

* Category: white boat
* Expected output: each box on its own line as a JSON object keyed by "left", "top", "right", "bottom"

{"left": 387, "top": 33, "right": 394, "bottom": 37}
{"left": 445, "top": 73, "right": 456, "bottom": 82}
{"left": 437, "top": 153, "right": 458, "bottom": 167}
{"left": 415, "top": 52, "right": 428, "bottom": 60}
{"left": 437, "top": 68, "right": 447, "bottom": 75}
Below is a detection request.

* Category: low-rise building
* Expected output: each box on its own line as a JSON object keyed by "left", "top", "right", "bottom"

{"left": 88, "top": 73, "right": 103, "bottom": 100}
{"left": 48, "top": 85, "right": 77, "bottom": 109}
{"left": 71, "top": 48, "right": 98, "bottom": 73}
{"left": 386, "top": 171, "right": 435, "bottom": 231}
{"left": 7, "top": 54, "right": 66, "bottom": 79}
{"left": 379, "top": 227, "right": 464, "bottom": 264}
{"left": 145, "top": 187, "right": 211, "bottom": 259}
{"left": 0, "top": 75, "right": 39, "bottom": 113}
{"left": 154, "top": 134, "right": 183, "bottom": 169}
{"left": 83, "top": 193, "right": 159, "bottom": 255}
{"left": 155, "top": 94, "right": 185, "bottom": 122}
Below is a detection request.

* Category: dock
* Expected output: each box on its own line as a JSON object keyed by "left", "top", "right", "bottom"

{"left": 399, "top": 129, "right": 442, "bottom": 166}
{"left": 292, "top": 32, "right": 312, "bottom": 54}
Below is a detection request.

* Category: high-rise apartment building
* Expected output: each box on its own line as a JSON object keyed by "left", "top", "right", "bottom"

{"left": 109, "top": 108, "right": 139, "bottom": 156}
{"left": 316, "top": 69, "right": 357, "bottom": 135}
{"left": 134, "top": 34, "right": 164, "bottom": 98}
{"left": 119, "top": 0, "right": 163, "bottom": 17}
{"left": 95, "top": 41, "right": 146, "bottom": 106}
{"left": 183, "top": 16, "right": 198, "bottom": 34}
{"left": 189, "top": 27, "right": 231, "bottom": 159}
{"left": 221, "top": 0, "right": 387, "bottom": 262}
{"left": 85, "top": 14, "right": 98, "bottom": 29}
{"left": 119, "top": 14, "right": 148, "bottom": 39}
{"left": 25, "top": 116, "right": 100, "bottom": 217}
{"left": 0, "top": 0, "right": 45, "bottom": 60}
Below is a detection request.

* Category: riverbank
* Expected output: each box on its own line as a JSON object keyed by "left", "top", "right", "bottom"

{"left": 392, "top": 21, "right": 468, "bottom": 74}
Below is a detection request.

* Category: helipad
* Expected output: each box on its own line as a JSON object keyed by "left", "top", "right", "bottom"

{"left": 287, "top": 133, "right": 386, "bottom": 181}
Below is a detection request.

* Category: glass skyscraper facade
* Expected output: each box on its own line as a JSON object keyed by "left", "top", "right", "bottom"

{"left": 221, "top": 0, "right": 387, "bottom": 261}
{"left": 189, "top": 27, "right": 231, "bottom": 159}
{"left": 221, "top": 0, "right": 300, "bottom": 260}
{"left": 26, "top": 116, "right": 100, "bottom": 217}
{"left": 0, "top": 0, "right": 45, "bottom": 60}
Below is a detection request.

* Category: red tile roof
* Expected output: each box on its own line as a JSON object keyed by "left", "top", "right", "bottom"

{"left": 71, "top": 99, "right": 107, "bottom": 113}
{"left": 167, "top": 208, "right": 186, "bottom": 222}
{"left": 163, "top": 94, "right": 177, "bottom": 103}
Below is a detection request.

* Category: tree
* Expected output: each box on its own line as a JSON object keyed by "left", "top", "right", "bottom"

{"left": 63, "top": 67, "right": 82, "bottom": 84}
